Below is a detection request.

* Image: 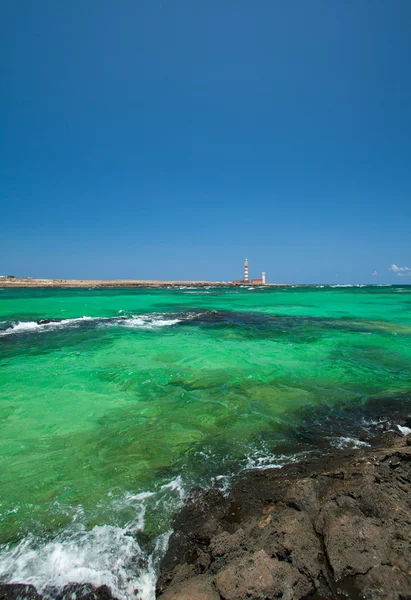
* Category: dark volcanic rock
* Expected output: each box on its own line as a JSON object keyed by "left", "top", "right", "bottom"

{"left": 37, "top": 319, "right": 62, "bottom": 325}
{"left": 0, "top": 584, "right": 117, "bottom": 600}
{"left": 55, "top": 584, "right": 116, "bottom": 599}
{"left": 156, "top": 434, "right": 411, "bottom": 600}
{"left": 0, "top": 585, "right": 42, "bottom": 600}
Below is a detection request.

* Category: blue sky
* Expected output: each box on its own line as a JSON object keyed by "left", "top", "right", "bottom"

{"left": 1, "top": 0, "right": 410, "bottom": 283}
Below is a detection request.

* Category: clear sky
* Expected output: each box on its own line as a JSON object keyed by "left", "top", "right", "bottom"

{"left": 1, "top": 0, "right": 410, "bottom": 284}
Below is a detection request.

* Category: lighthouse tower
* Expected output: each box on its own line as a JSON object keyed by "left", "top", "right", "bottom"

{"left": 244, "top": 259, "right": 249, "bottom": 283}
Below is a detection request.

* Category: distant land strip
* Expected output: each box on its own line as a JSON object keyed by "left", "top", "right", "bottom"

{"left": 0, "top": 277, "right": 285, "bottom": 289}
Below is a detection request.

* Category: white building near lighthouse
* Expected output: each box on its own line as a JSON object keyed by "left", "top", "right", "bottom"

{"left": 233, "top": 260, "right": 267, "bottom": 285}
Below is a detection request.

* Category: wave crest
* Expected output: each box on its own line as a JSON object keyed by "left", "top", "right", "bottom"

{"left": 0, "top": 313, "right": 197, "bottom": 336}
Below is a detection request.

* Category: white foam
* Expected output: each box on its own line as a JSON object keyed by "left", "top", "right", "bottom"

{"left": 160, "top": 476, "right": 185, "bottom": 500}
{"left": 0, "top": 525, "right": 148, "bottom": 600}
{"left": 333, "top": 436, "right": 369, "bottom": 449}
{"left": 243, "top": 449, "right": 304, "bottom": 471}
{"left": 0, "top": 489, "right": 153, "bottom": 598}
{"left": 0, "top": 316, "right": 95, "bottom": 336}
{"left": 124, "top": 316, "right": 182, "bottom": 329}
{"left": 123, "top": 312, "right": 201, "bottom": 330}
{"left": 245, "top": 455, "right": 282, "bottom": 470}
{"left": 0, "top": 313, "right": 194, "bottom": 336}
{"left": 397, "top": 425, "right": 411, "bottom": 436}
{"left": 137, "top": 533, "right": 171, "bottom": 600}
{"left": 329, "top": 284, "right": 368, "bottom": 288}
{"left": 127, "top": 491, "right": 156, "bottom": 501}
{"left": 0, "top": 479, "right": 186, "bottom": 600}
{"left": 3, "top": 321, "right": 40, "bottom": 333}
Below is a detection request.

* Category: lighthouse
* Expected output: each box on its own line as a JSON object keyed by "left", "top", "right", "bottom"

{"left": 232, "top": 258, "right": 267, "bottom": 285}
{"left": 244, "top": 259, "right": 249, "bottom": 283}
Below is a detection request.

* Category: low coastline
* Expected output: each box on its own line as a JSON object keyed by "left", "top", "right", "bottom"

{"left": 0, "top": 278, "right": 285, "bottom": 289}
{"left": 1, "top": 428, "right": 410, "bottom": 600}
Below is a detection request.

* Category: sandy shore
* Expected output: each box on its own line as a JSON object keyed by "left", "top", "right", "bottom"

{"left": 0, "top": 278, "right": 284, "bottom": 289}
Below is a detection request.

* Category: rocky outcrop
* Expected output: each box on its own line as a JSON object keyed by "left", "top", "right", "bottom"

{"left": 1, "top": 434, "right": 410, "bottom": 600}
{"left": 156, "top": 433, "right": 411, "bottom": 600}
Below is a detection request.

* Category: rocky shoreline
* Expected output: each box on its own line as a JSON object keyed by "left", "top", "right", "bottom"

{"left": 156, "top": 430, "right": 411, "bottom": 600}
{"left": 1, "top": 430, "right": 410, "bottom": 600}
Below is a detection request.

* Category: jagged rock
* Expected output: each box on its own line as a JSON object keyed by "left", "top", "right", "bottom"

{"left": 159, "top": 575, "right": 220, "bottom": 600}
{"left": 157, "top": 433, "right": 411, "bottom": 600}
{"left": 317, "top": 509, "right": 388, "bottom": 579}
{"left": 214, "top": 549, "right": 311, "bottom": 600}
{"left": 55, "top": 584, "right": 117, "bottom": 599}
{"left": 0, "top": 584, "right": 42, "bottom": 600}
{"left": 355, "top": 565, "right": 411, "bottom": 600}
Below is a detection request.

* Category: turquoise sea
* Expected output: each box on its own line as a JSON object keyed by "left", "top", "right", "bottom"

{"left": 0, "top": 285, "right": 411, "bottom": 598}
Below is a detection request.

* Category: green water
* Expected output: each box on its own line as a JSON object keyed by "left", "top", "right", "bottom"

{"left": 0, "top": 285, "right": 411, "bottom": 598}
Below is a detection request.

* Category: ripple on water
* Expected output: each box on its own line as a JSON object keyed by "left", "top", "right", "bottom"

{"left": 1, "top": 287, "right": 411, "bottom": 597}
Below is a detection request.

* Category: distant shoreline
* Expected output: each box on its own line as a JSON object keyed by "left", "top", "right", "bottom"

{"left": 1, "top": 279, "right": 405, "bottom": 289}
{"left": 0, "top": 277, "right": 286, "bottom": 289}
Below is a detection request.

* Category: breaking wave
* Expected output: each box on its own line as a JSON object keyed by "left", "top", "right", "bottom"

{"left": 123, "top": 316, "right": 183, "bottom": 329}
{"left": 0, "top": 313, "right": 200, "bottom": 336}
{"left": 330, "top": 284, "right": 367, "bottom": 288}
{"left": 0, "top": 478, "right": 186, "bottom": 600}
{"left": 0, "top": 316, "right": 96, "bottom": 336}
{"left": 0, "top": 399, "right": 410, "bottom": 597}
{"left": 0, "top": 526, "right": 154, "bottom": 600}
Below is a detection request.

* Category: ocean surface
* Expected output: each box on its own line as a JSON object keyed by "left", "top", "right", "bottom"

{"left": 1, "top": 285, "right": 411, "bottom": 598}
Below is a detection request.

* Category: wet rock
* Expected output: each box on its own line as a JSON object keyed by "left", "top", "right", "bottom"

{"left": 55, "top": 584, "right": 117, "bottom": 599}
{"left": 157, "top": 433, "right": 411, "bottom": 600}
{"left": 370, "top": 431, "right": 402, "bottom": 447}
{"left": 37, "top": 319, "right": 61, "bottom": 325}
{"left": 0, "top": 584, "right": 42, "bottom": 600}
{"left": 0, "top": 584, "right": 118, "bottom": 600}
{"left": 356, "top": 565, "right": 411, "bottom": 599}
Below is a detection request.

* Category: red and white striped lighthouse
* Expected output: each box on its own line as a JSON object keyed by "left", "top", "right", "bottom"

{"left": 244, "top": 258, "right": 249, "bottom": 282}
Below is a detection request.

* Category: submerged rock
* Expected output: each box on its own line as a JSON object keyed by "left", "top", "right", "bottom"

{"left": 37, "top": 319, "right": 62, "bottom": 325}
{"left": 156, "top": 433, "right": 411, "bottom": 600}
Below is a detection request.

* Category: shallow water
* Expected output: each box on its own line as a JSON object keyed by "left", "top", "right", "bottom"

{"left": 0, "top": 286, "right": 411, "bottom": 598}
